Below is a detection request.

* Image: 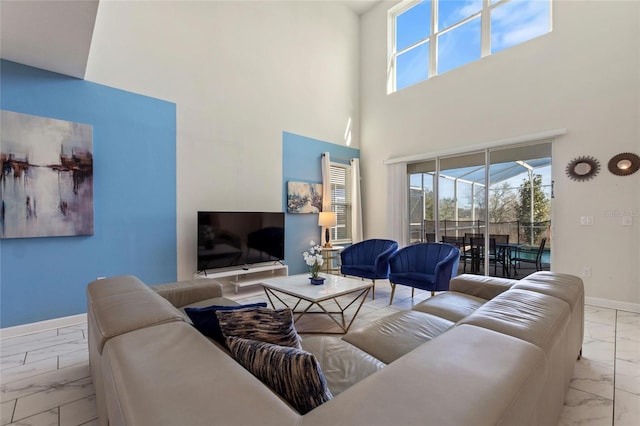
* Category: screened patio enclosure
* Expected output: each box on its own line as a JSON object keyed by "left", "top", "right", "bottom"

{"left": 408, "top": 142, "right": 552, "bottom": 277}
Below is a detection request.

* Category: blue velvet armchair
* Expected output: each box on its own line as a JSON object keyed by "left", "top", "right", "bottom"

{"left": 388, "top": 242, "right": 460, "bottom": 304}
{"left": 340, "top": 239, "right": 398, "bottom": 299}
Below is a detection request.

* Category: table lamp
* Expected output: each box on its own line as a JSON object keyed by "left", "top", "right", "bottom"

{"left": 318, "top": 212, "right": 337, "bottom": 248}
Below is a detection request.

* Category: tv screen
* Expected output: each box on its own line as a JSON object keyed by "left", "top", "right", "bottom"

{"left": 197, "top": 211, "right": 285, "bottom": 272}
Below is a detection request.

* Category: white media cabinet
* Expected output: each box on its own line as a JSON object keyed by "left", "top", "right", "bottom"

{"left": 193, "top": 263, "right": 288, "bottom": 294}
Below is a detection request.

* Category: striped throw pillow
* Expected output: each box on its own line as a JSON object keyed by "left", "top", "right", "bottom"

{"left": 227, "top": 336, "right": 333, "bottom": 414}
{"left": 216, "top": 307, "right": 301, "bottom": 349}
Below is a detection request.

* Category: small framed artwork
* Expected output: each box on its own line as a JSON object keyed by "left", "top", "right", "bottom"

{"left": 287, "top": 181, "right": 322, "bottom": 214}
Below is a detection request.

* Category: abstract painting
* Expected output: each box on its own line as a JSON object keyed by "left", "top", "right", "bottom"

{"left": 287, "top": 181, "right": 322, "bottom": 214}
{"left": 1, "top": 110, "right": 94, "bottom": 239}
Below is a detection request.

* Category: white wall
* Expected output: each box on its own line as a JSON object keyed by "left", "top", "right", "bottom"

{"left": 361, "top": 0, "right": 640, "bottom": 309}
{"left": 85, "top": 1, "right": 360, "bottom": 279}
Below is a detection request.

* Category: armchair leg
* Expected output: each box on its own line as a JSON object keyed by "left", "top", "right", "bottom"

{"left": 431, "top": 290, "right": 435, "bottom": 297}
{"left": 411, "top": 288, "right": 415, "bottom": 298}
{"left": 371, "top": 280, "right": 376, "bottom": 300}
{"left": 389, "top": 283, "right": 397, "bottom": 305}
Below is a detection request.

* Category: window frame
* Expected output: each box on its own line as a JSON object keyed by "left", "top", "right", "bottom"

{"left": 388, "top": 0, "right": 552, "bottom": 93}
{"left": 329, "top": 162, "right": 352, "bottom": 244}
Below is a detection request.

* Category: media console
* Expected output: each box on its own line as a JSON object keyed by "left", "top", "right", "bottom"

{"left": 193, "top": 263, "right": 288, "bottom": 294}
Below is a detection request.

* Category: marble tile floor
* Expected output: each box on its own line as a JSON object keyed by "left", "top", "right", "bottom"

{"left": 0, "top": 281, "right": 638, "bottom": 426}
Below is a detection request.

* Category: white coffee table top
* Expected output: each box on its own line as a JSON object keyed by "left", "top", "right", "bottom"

{"left": 261, "top": 273, "right": 372, "bottom": 302}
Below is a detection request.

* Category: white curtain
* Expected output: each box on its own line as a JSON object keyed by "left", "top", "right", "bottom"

{"left": 387, "top": 162, "right": 409, "bottom": 247}
{"left": 321, "top": 152, "right": 332, "bottom": 211}
{"left": 321, "top": 152, "right": 332, "bottom": 243}
{"left": 350, "top": 158, "right": 363, "bottom": 243}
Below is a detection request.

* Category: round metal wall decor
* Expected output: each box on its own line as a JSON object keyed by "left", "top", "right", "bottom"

{"left": 566, "top": 156, "right": 600, "bottom": 181}
{"left": 607, "top": 152, "right": 640, "bottom": 176}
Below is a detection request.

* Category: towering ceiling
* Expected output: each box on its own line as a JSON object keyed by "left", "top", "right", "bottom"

{"left": 0, "top": 0, "right": 380, "bottom": 79}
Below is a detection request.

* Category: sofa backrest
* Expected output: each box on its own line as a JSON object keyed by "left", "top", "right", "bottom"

{"left": 449, "top": 274, "right": 516, "bottom": 300}
{"left": 87, "top": 275, "right": 184, "bottom": 356}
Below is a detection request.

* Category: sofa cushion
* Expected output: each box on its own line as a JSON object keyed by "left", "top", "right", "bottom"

{"left": 512, "top": 271, "right": 583, "bottom": 313}
{"left": 342, "top": 310, "right": 454, "bottom": 364}
{"left": 302, "top": 336, "right": 385, "bottom": 396}
{"left": 184, "top": 302, "right": 267, "bottom": 343}
{"left": 458, "top": 288, "right": 570, "bottom": 354}
{"left": 412, "top": 291, "right": 487, "bottom": 322}
{"left": 216, "top": 307, "right": 301, "bottom": 349}
{"left": 227, "top": 337, "right": 332, "bottom": 414}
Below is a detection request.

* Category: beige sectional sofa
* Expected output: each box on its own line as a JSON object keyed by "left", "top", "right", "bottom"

{"left": 87, "top": 271, "right": 583, "bottom": 426}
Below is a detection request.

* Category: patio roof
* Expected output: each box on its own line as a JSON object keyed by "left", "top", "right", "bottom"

{"left": 440, "top": 158, "right": 551, "bottom": 186}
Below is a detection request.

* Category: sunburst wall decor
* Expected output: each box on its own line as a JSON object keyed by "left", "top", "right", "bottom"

{"left": 566, "top": 156, "right": 600, "bottom": 181}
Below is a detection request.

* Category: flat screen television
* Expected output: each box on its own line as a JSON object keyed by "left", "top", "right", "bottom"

{"left": 197, "top": 211, "right": 285, "bottom": 272}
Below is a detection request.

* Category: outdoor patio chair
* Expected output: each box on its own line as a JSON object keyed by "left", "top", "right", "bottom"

{"left": 441, "top": 235, "right": 470, "bottom": 273}
{"left": 511, "top": 238, "right": 547, "bottom": 276}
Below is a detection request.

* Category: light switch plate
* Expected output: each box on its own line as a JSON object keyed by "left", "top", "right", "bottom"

{"left": 580, "top": 216, "right": 594, "bottom": 226}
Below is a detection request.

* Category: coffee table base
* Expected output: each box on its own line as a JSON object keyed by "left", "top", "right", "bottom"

{"left": 263, "top": 286, "right": 371, "bottom": 334}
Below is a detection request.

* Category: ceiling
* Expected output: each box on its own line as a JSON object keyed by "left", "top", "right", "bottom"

{"left": 0, "top": 0, "right": 100, "bottom": 79}
{"left": 343, "top": 0, "right": 381, "bottom": 15}
{"left": 0, "top": 0, "right": 382, "bottom": 80}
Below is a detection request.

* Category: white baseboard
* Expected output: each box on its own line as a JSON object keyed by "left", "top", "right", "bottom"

{"left": 586, "top": 297, "right": 640, "bottom": 314}
{"left": 0, "top": 313, "right": 88, "bottom": 339}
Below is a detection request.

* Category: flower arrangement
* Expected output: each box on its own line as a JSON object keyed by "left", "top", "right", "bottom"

{"left": 302, "top": 240, "right": 324, "bottom": 279}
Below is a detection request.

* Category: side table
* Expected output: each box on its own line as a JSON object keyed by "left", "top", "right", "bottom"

{"left": 321, "top": 246, "right": 344, "bottom": 274}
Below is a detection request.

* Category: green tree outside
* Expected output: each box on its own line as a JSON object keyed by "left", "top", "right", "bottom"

{"left": 517, "top": 174, "right": 551, "bottom": 243}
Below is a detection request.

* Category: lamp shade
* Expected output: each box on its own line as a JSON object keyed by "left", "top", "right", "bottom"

{"left": 318, "top": 212, "right": 337, "bottom": 227}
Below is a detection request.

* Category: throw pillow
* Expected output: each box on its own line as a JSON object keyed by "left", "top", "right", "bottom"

{"left": 184, "top": 302, "right": 267, "bottom": 343}
{"left": 227, "top": 336, "right": 333, "bottom": 414}
{"left": 216, "top": 306, "right": 301, "bottom": 349}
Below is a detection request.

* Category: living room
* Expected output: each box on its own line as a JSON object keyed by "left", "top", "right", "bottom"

{"left": 1, "top": 0, "right": 638, "bottom": 329}
{"left": 0, "top": 0, "right": 639, "bottom": 424}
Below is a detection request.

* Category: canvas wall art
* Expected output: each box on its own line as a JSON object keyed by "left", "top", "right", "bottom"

{"left": 287, "top": 181, "right": 322, "bottom": 214}
{"left": 1, "top": 110, "right": 94, "bottom": 239}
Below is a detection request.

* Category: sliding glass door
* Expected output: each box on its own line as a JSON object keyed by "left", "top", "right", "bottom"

{"left": 408, "top": 160, "right": 435, "bottom": 244}
{"left": 439, "top": 152, "right": 486, "bottom": 241}
{"left": 407, "top": 141, "right": 552, "bottom": 278}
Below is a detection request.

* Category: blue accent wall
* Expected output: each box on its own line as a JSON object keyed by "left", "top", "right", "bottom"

{"left": 282, "top": 132, "right": 359, "bottom": 275}
{"left": 0, "top": 61, "right": 177, "bottom": 327}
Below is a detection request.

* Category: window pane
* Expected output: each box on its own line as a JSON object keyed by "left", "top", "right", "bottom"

{"left": 409, "top": 172, "right": 435, "bottom": 243}
{"left": 396, "top": 0, "right": 431, "bottom": 51}
{"left": 437, "top": 16, "right": 481, "bottom": 75}
{"left": 396, "top": 43, "right": 429, "bottom": 90}
{"left": 491, "top": 0, "right": 551, "bottom": 54}
{"left": 439, "top": 153, "right": 486, "bottom": 238}
{"left": 330, "top": 164, "right": 351, "bottom": 242}
{"left": 438, "top": 0, "right": 482, "bottom": 31}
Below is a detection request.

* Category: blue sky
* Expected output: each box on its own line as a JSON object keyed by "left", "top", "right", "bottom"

{"left": 396, "top": 0, "right": 550, "bottom": 90}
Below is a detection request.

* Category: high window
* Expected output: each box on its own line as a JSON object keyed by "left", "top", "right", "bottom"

{"left": 389, "top": 0, "right": 552, "bottom": 92}
{"left": 330, "top": 163, "right": 352, "bottom": 243}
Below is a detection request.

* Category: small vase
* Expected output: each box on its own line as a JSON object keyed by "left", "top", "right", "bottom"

{"left": 309, "top": 277, "right": 325, "bottom": 285}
